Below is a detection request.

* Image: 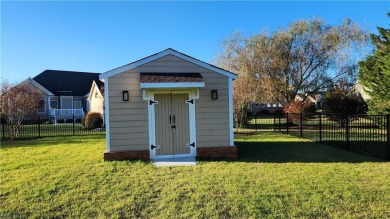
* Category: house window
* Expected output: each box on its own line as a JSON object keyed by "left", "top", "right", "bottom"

{"left": 74, "top": 100, "right": 82, "bottom": 109}
{"left": 50, "top": 100, "right": 58, "bottom": 109}
{"left": 37, "top": 100, "right": 46, "bottom": 113}
{"left": 61, "top": 98, "right": 72, "bottom": 109}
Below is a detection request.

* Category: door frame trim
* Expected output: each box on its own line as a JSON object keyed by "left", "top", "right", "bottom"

{"left": 146, "top": 89, "right": 198, "bottom": 159}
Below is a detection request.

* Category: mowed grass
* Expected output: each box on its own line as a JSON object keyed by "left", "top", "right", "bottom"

{"left": 1, "top": 134, "right": 390, "bottom": 218}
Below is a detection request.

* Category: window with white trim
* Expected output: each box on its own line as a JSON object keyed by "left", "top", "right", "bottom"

{"left": 74, "top": 100, "right": 82, "bottom": 109}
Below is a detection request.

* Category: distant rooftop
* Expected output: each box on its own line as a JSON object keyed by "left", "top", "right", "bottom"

{"left": 33, "top": 70, "right": 101, "bottom": 96}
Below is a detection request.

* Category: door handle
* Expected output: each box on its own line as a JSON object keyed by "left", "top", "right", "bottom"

{"left": 169, "top": 115, "right": 172, "bottom": 124}
{"left": 171, "top": 115, "right": 176, "bottom": 128}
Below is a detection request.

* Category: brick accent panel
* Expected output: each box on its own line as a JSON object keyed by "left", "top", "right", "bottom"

{"left": 196, "top": 146, "right": 237, "bottom": 159}
{"left": 104, "top": 151, "right": 149, "bottom": 161}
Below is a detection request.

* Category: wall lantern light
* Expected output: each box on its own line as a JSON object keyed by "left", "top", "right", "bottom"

{"left": 122, "top": 90, "right": 129, "bottom": 101}
{"left": 211, "top": 90, "right": 218, "bottom": 100}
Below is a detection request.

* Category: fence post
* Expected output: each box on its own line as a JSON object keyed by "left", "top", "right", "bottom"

{"left": 38, "top": 115, "right": 41, "bottom": 138}
{"left": 387, "top": 114, "right": 390, "bottom": 160}
{"left": 300, "top": 113, "right": 303, "bottom": 138}
{"left": 255, "top": 113, "right": 258, "bottom": 132}
{"left": 2, "top": 123, "right": 4, "bottom": 140}
{"left": 73, "top": 114, "right": 75, "bottom": 136}
{"left": 346, "top": 114, "right": 350, "bottom": 150}
{"left": 273, "top": 113, "right": 276, "bottom": 131}
{"left": 278, "top": 113, "right": 281, "bottom": 132}
{"left": 286, "top": 113, "right": 289, "bottom": 134}
{"left": 319, "top": 113, "right": 322, "bottom": 142}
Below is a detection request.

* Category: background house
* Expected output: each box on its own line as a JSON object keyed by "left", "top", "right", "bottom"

{"left": 26, "top": 70, "right": 101, "bottom": 118}
{"left": 87, "top": 80, "right": 105, "bottom": 115}
{"left": 250, "top": 102, "right": 284, "bottom": 114}
{"left": 250, "top": 93, "right": 324, "bottom": 115}
{"left": 353, "top": 82, "right": 371, "bottom": 101}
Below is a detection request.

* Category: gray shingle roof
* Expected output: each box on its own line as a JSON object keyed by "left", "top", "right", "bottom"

{"left": 140, "top": 73, "right": 204, "bottom": 83}
{"left": 33, "top": 70, "right": 101, "bottom": 96}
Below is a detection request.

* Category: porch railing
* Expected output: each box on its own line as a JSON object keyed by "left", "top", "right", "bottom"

{"left": 50, "top": 109, "right": 84, "bottom": 118}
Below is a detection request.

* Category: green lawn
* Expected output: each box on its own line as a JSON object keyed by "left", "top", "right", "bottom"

{"left": 1, "top": 133, "right": 390, "bottom": 218}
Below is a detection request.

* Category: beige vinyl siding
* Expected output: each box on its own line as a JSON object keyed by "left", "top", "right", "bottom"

{"left": 108, "top": 72, "right": 148, "bottom": 151}
{"left": 108, "top": 54, "right": 231, "bottom": 152}
{"left": 196, "top": 72, "right": 230, "bottom": 148}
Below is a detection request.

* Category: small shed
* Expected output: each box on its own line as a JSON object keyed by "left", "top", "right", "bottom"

{"left": 100, "top": 48, "right": 237, "bottom": 160}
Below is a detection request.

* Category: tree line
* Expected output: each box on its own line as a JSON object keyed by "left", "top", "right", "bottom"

{"left": 215, "top": 14, "right": 389, "bottom": 127}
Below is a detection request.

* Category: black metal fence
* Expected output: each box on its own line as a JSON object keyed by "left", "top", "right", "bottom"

{"left": 234, "top": 114, "right": 276, "bottom": 133}
{"left": 1, "top": 114, "right": 105, "bottom": 140}
{"left": 273, "top": 113, "right": 390, "bottom": 160}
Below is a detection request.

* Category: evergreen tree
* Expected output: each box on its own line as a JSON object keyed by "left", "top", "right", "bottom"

{"left": 358, "top": 13, "right": 390, "bottom": 114}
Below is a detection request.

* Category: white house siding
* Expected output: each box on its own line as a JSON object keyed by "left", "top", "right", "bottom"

{"left": 89, "top": 88, "right": 104, "bottom": 115}
{"left": 108, "top": 54, "right": 230, "bottom": 152}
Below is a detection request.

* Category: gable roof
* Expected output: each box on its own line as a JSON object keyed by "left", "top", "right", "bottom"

{"left": 33, "top": 70, "right": 101, "bottom": 96}
{"left": 87, "top": 80, "right": 105, "bottom": 101}
{"left": 100, "top": 48, "right": 237, "bottom": 80}
{"left": 24, "top": 78, "right": 54, "bottom": 95}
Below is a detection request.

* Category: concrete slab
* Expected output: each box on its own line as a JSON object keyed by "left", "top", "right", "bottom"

{"left": 152, "top": 157, "right": 197, "bottom": 167}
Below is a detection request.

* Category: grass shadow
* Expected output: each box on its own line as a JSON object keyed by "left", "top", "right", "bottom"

{"left": 236, "top": 141, "right": 386, "bottom": 163}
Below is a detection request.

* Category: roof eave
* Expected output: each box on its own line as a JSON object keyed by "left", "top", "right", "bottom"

{"left": 99, "top": 48, "right": 237, "bottom": 80}
{"left": 24, "top": 78, "right": 54, "bottom": 95}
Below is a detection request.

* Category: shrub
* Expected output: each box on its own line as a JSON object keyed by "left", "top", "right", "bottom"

{"left": 322, "top": 88, "right": 368, "bottom": 115}
{"left": 84, "top": 112, "right": 103, "bottom": 129}
{"left": 284, "top": 100, "right": 316, "bottom": 124}
{"left": 322, "top": 88, "right": 368, "bottom": 127}
{"left": 57, "top": 119, "right": 65, "bottom": 123}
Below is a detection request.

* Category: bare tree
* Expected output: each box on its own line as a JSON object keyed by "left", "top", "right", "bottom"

{"left": 0, "top": 81, "right": 43, "bottom": 140}
{"left": 215, "top": 18, "right": 369, "bottom": 118}
{"left": 232, "top": 74, "right": 259, "bottom": 127}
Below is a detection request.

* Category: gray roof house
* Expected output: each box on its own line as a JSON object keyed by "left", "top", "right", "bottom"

{"left": 25, "top": 70, "right": 101, "bottom": 118}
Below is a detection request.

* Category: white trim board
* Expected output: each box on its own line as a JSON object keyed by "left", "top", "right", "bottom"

{"left": 104, "top": 78, "right": 110, "bottom": 152}
{"left": 100, "top": 48, "right": 237, "bottom": 80}
{"left": 228, "top": 77, "right": 234, "bottom": 146}
{"left": 153, "top": 157, "right": 196, "bottom": 167}
{"left": 140, "top": 82, "right": 205, "bottom": 89}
